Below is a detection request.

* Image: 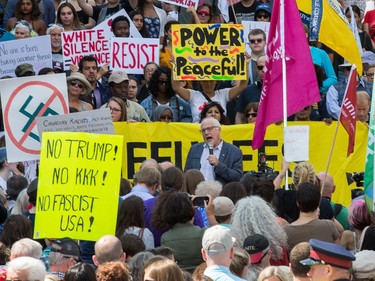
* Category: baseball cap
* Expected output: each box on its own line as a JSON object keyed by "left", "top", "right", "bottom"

{"left": 15, "top": 63, "right": 35, "bottom": 77}
{"left": 51, "top": 238, "right": 82, "bottom": 261}
{"left": 213, "top": 196, "right": 234, "bottom": 216}
{"left": 109, "top": 71, "right": 129, "bottom": 84}
{"left": 202, "top": 225, "right": 235, "bottom": 255}
{"left": 243, "top": 234, "right": 270, "bottom": 264}
{"left": 255, "top": 3, "right": 271, "bottom": 14}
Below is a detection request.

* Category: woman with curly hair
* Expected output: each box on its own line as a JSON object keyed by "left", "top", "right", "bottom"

{"left": 231, "top": 196, "right": 289, "bottom": 266}
{"left": 141, "top": 67, "right": 192, "bottom": 122}
{"left": 6, "top": 0, "right": 46, "bottom": 35}
{"left": 96, "top": 261, "right": 131, "bottom": 281}
{"left": 56, "top": 2, "right": 83, "bottom": 31}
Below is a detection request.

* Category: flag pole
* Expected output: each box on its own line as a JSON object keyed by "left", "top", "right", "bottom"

{"left": 322, "top": 65, "right": 357, "bottom": 194}
{"left": 280, "top": 0, "right": 289, "bottom": 190}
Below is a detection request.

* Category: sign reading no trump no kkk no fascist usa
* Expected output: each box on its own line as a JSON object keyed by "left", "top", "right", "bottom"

{"left": 34, "top": 132, "right": 123, "bottom": 241}
{"left": 172, "top": 24, "right": 247, "bottom": 80}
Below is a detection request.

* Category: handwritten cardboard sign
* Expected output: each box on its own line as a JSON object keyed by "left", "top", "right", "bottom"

{"left": 110, "top": 37, "right": 159, "bottom": 74}
{"left": 284, "top": 125, "right": 309, "bottom": 162}
{"left": 0, "top": 35, "right": 52, "bottom": 77}
{"left": 172, "top": 24, "right": 247, "bottom": 80}
{"left": 36, "top": 108, "right": 114, "bottom": 138}
{"left": 34, "top": 132, "right": 123, "bottom": 241}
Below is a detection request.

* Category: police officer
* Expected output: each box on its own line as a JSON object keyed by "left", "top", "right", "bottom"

{"left": 300, "top": 239, "right": 355, "bottom": 281}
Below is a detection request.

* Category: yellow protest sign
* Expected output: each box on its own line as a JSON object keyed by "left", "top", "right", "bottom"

{"left": 114, "top": 122, "right": 367, "bottom": 207}
{"left": 172, "top": 24, "right": 247, "bottom": 80}
{"left": 34, "top": 132, "right": 123, "bottom": 241}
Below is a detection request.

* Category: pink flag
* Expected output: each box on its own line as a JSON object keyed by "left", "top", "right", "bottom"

{"left": 339, "top": 65, "right": 357, "bottom": 157}
{"left": 252, "top": 0, "right": 321, "bottom": 149}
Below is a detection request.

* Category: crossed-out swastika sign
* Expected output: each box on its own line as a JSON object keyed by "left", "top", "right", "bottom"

{"left": 0, "top": 73, "right": 69, "bottom": 162}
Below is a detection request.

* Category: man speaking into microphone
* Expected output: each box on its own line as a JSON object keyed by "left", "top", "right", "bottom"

{"left": 184, "top": 117, "right": 243, "bottom": 185}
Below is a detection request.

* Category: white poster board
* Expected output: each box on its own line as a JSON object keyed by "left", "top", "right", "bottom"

{"left": 158, "top": 0, "right": 198, "bottom": 9}
{"left": 0, "top": 73, "right": 69, "bottom": 162}
{"left": 62, "top": 10, "right": 142, "bottom": 70}
{"left": 110, "top": 37, "right": 160, "bottom": 74}
{"left": 36, "top": 108, "right": 114, "bottom": 139}
{"left": 242, "top": 21, "right": 270, "bottom": 55}
{"left": 284, "top": 125, "right": 309, "bottom": 162}
{"left": 0, "top": 35, "right": 52, "bottom": 77}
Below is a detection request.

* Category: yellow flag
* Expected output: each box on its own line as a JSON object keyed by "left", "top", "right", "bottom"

{"left": 297, "top": 0, "right": 362, "bottom": 75}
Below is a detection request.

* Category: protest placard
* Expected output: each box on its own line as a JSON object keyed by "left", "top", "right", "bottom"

{"left": 34, "top": 132, "right": 123, "bottom": 241}
{"left": 62, "top": 10, "right": 142, "bottom": 70}
{"left": 172, "top": 24, "right": 247, "bottom": 80}
{"left": 242, "top": 21, "right": 270, "bottom": 54}
{"left": 94, "top": 9, "right": 142, "bottom": 39}
{"left": 0, "top": 35, "right": 52, "bottom": 77}
{"left": 0, "top": 73, "right": 69, "bottom": 162}
{"left": 284, "top": 125, "right": 309, "bottom": 162}
{"left": 159, "top": 0, "right": 198, "bottom": 9}
{"left": 36, "top": 108, "right": 114, "bottom": 139}
{"left": 110, "top": 38, "right": 159, "bottom": 74}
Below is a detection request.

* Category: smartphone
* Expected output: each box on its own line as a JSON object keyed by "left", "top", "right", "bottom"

{"left": 192, "top": 196, "right": 209, "bottom": 207}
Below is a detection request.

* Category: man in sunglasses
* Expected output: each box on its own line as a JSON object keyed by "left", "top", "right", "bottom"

{"left": 235, "top": 55, "right": 265, "bottom": 124}
{"left": 247, "top": 29, "right": 266, "bottom": 85}
{"left": 300, "top": 239, "right": 355, "bottom": 281}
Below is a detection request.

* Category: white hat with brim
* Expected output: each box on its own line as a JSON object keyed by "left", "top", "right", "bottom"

{"left": 67, "top": 72, "right": 92, "bottom": 95}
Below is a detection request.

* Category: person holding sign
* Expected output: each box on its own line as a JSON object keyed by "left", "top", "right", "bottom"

{"left": 171, "top": 74, "right": 248, "bottom": 123}
{"left": 67, "top": 72, "right": 93, "bottom": 111}
{"left": 141, "top": 67, "right": 192, "bottom": 122}
{"left": 184, "top": 117, "right": 243, "bottom": 184}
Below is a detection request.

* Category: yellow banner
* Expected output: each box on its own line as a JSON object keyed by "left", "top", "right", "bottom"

{"left": 171, "top": 24, "right": 247, "bottom": 80}
{"left": 34, "top": 132, "right": 123, "bottom": 241}
{"left": 115, "top": 122, "right": 367, "bottom": 207}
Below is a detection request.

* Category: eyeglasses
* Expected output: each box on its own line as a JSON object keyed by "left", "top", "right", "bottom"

{"left": 250, "top": 38, "right": 264, "bottom": 44}
{"left": 70, "top": 80, "right": 84, "bottom": 89}
{"left": 200, "top": 126, "right": 218, "bottom": 133}
{"left": 256, "top": 14, "right": 270, "bottom": 20}
{"left": 108, "top": 107, "right": 121, "bottom": 113}
{"left": 145, "top": 69, "right": 156, "bottom": 74}
{"left": 158, "top": 80, "right": 170, "bottom": 85}
{"left": 246, "top": 112, "right": 257, "bottom": 118}
{"left": 366, "top": 72, "right": 375, "bottom": 78}
{"left": 197, "top": 10, "right": 210, "bottom": 16}
{"left": 257, "top": 65, "right": 265, "bottom": 71}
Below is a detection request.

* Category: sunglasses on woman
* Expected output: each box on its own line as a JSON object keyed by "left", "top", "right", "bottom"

{"left": 70, "top": 80, "right": 84, "bottom": 89}
{"left": 246, "top": 112, "right": 257, "bottom": 118}
{"left": 197, "top": 10, "right": 210, "bottom": 16}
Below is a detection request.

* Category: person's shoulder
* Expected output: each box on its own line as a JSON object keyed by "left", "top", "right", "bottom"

{"left": 222, "top": 141, "right": 241, "bottom": 151}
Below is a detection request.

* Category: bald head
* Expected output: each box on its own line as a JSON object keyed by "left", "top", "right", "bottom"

{"left": 317, "top": 172, "right": 335, "bottom": 198}
{"left": 93, "top": 235, "right": 124, "bottom": 265}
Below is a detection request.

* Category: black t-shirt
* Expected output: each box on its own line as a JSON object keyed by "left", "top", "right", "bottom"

{"left": 228, "top": 1, "right": 259, "bottom": 23}
{"left": 92, "top": 5, "right": 122, "bottom": 22}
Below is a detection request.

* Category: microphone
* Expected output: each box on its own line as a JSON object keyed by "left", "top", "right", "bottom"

{"left": 208, "top": 141, "right": 214, "bottom": 156}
